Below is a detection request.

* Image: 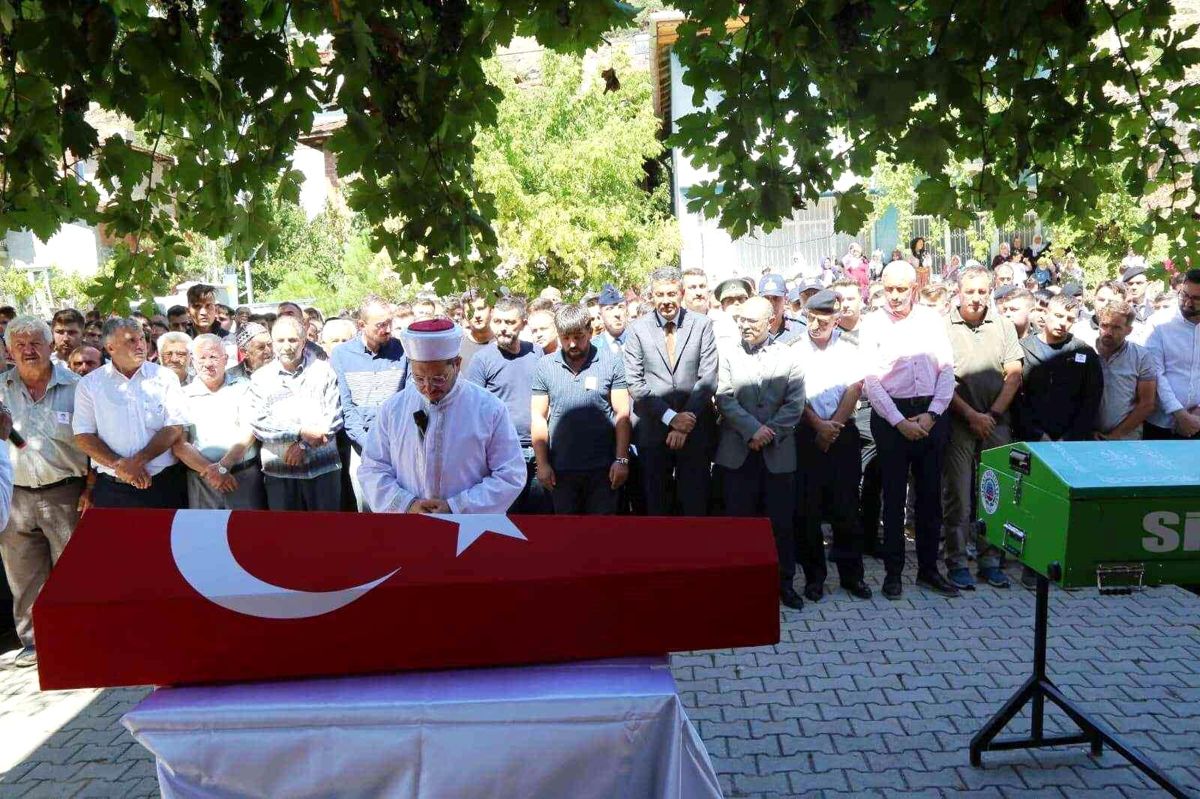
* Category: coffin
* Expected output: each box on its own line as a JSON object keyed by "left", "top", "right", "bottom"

{"left": 34, "top": 509, "right": 779, "bottom": 689}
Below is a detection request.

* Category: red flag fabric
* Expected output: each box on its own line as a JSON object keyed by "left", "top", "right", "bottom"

{"left": 34, "top": 509, "right": 779, "bottom": 689}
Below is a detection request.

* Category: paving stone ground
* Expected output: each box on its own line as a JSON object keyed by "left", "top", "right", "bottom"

{"left": 0, "top": 555, "right": 1198, "bottom": 798}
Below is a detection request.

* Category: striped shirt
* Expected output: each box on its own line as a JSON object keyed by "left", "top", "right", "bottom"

{"left": 329, "top": 333, "right": 408, "bottom": 449}
{"left": 247, "top": 353, "right": 343, "bottom": 479}
{"left": 2, "top": 363, "right": 88, "bottom": 487}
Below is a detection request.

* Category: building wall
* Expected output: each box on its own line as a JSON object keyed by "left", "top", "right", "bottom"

{"left": 4, "top": 223, "right": 101, "bottom": 276}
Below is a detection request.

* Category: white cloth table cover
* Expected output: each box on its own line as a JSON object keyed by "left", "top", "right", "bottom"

{"left": 121, "top": 657, "right": 722, "bottom": 799}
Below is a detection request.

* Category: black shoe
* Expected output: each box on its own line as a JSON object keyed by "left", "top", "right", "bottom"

{"left": 803, "top": 584, "right": 824, "bottom": 603}
{"left": 882, "top": 575, "right": 902, "bottom": 600}
{"left": 916, "top": 570, "right": 961, "bottom": 597}
{"left": 1021, "top": 565, "right": 1038, "bottom": 590}
{"left": 840, "top": 579, "right": 873, "bottom": 600}
{"left": 780, "top": 585, "right": 804, "bottom": 610}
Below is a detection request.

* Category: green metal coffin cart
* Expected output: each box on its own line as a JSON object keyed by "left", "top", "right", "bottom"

{"left": 970, "top": 441, "right": 1200, "bottom": 799}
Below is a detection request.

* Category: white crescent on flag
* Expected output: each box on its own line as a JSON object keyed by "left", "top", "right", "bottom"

{"left": 170, "top": 509, "right": 399, "bottom": 620}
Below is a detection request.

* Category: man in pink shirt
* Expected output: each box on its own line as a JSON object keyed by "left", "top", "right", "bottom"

{"left": 859, "top": 261, "right": 959, "bottom": 599}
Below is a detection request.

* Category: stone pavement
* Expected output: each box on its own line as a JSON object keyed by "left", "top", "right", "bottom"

{"left": 0, "top": 556, "right": 1198, "bottom": 798}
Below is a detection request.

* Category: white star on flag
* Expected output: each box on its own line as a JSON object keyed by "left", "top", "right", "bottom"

{"left": 424, "top": 514, "right": 528, "bottom": 556}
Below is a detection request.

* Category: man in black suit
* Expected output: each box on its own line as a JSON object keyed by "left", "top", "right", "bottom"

{"left": 623, "top": 267, "right": 719, "bottom": 515}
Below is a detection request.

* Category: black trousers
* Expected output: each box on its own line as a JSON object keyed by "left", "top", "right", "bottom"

{"left": 871, "top": 398, "right": 949, "bottom": 577}
{"left": 797, "top": 423, "right": 865, "bottom": 586}
{"left": 722, "top": 451, "right": 796, "bottom": 587}
{"left": 264, "top": 470, "right": 342, "bottom": 511}
{"left": 551, "top": 468, "right": 618, "bottom": 515}
{"left": 855, "top": 403, "right": 883, "bottom": 551}
{"left": 511, "top": 456, "right": 553, "bottom": 514}
{"left": 1144, "top": 422, "right": 1196, "bottom": 440}
{"left": 640, "top": 440, "right": 711, "bottom": 516}
{"left": 93, "top": 463, "right": 187, "bottom": 509}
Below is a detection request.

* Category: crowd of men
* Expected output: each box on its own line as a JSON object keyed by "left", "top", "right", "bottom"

{"left": 0, "top": 247, "right": 1198, "bottom": 669}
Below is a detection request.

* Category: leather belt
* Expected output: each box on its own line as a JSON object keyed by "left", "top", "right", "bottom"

{"left": 15, "top": 476, "right": 85, "bottom": 492}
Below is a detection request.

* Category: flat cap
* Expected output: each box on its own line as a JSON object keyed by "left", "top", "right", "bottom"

{"left": 1060, "top": 282, "right": 1084, "bottom": 298}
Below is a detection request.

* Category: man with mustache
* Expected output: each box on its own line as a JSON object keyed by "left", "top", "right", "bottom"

{"left": 0, "top": 316, "right": 88, "bottom": 669}
{"left": 465, "top": 296, "right": 550, "bottom": 513}
{"left": 358, "top": 318, "right": 524, "bottom": 515}
{"left": 941, "top": 267, "right": 1023, "bottom": 590}
{"left": 531, "top": 304, "right": 631, "bottom": 514}
{"left": 247, "top": 316, "right": 344, "bottom": 511}
{"left": 171, "top": 333, "right": 265, "bottom": 509}
{"left": 858, "top": 261, "right": 959, "bottom": 600}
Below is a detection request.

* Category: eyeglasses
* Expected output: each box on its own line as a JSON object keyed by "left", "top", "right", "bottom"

{"left": 411, "top": 373, "right": 452, "bottom": 389}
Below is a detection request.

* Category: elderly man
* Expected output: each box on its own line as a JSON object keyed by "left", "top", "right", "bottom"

{"left": 715, "top": 296, "right": 805, "bottom": 609}
{"left": 73, "top": 318, "right": 189, "bottom": 508}
{"left": 1095, "top": 301, "right": 1157, "bottom": 440}
{"left": 793, "top": 291, "right": 871, "bottom": 601}
{"left": 1144, "top": 268, "right": 1200, "bottom": 439}
{"left": 531, "top": 304, "right": 631, "bottom": 514}
{"left": 67, "top": 345, "right": 102, "bottom": 377}
{"left": 465, "top": 296, "right": 548, "bottom": 513}
{"left": 321, "top": 319, "right": 357, "bottom": 351}
{"left": 860, "top": 261, "right": 959, "bottom": 599}
{"left": 50, "top": 309, "right": 85, "bottom": 365}
{"left": 330, "top": 296, "right": 408, "bottom": 511}
{"left": 624, "top": 266, "right": 719, "bottom": 516}
{"left": 157, "top": 331, "right": 192, "bottom": 385}
{"left": 278, "top": 302, "right": 328, "bottom": 361}
{"left": 246, "top": 315, "right": 343, "bottom": 511}
{"left": 1, "top": 317, "right": 89, "bottom": 668}
{"left": 173, "top": 333, "right": 265, "bottom": 509}
{"left": 359, "top": 319, "right": 524, "bottom": 513}
{"left": 229, "top": 322, "right": 273, "bottom": 381}
{"left": 942, "top": 267, "right": 1023, "bottom": 590}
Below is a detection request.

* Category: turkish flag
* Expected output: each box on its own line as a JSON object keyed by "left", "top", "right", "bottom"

{"left": 34, "top": 510, "right": 779, "bottom": 689}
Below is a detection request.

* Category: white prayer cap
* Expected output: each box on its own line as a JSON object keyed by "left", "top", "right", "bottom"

{"left": 400, "top": 317, "right": 462, "bottom": 361}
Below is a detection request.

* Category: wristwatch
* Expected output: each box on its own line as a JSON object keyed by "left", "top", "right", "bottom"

{"left": 613, "top": 457, "right": 630, "bottom": 465}
{"left": 216, "top": 464, "right": 229, "bottom": 476}
{"left": 297, "top": 440, "right": 309, "bottom": 451}
{"left": 928, "top": 411, "right": 941, "bottom": 422}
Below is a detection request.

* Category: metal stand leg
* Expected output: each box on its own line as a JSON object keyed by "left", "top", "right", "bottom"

{"left": 969, "top": 574, "right": 1194, "bottom": 798}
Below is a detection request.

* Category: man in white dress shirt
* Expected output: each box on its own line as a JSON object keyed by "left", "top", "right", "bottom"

{"left": 73, "top": 318, "right": 189, "bottom": 508}
{"left": 359, "top": 318, "right": 525, "bottom": 514}
{"left": 1144, "top": 268, "right": 1200, "bottom": 440}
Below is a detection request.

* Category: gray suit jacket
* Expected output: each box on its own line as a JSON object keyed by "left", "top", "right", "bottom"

{"left": 715, "top": 339, "right": 806, "bottom": 473}
{"left": 623, "top": 308, "right": 719, "bottom": 448}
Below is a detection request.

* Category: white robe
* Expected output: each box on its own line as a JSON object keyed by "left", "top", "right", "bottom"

{"left": 358, "top": 379, "right": 525, "bottom": 514}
